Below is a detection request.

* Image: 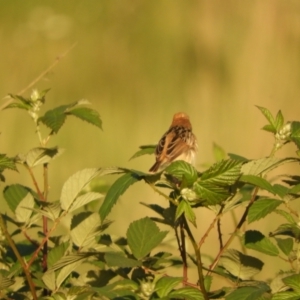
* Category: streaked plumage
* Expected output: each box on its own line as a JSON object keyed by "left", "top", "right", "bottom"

{"left": 149, "top": 112, "right": 197, "bottom": 172}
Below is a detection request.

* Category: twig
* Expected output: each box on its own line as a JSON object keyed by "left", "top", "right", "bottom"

{"left": 207, "top": 187, "right": 259, "bottom": 275}
{"left": 0, "top": 42, "right": 77, "bottom": 111}
{"left": 0, "top": 215, "right": 37, "bottom": 300}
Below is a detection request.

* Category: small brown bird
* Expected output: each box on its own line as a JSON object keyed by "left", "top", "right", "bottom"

{"left": 149, "top": 112, "right": 197, "bottom": 172}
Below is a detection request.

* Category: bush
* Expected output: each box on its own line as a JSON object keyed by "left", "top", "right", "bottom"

{"left": 0, "top": 91, "right": 300, "bottom": 299}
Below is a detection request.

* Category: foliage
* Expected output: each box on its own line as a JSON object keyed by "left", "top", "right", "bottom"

{"left": 0, "top": 93, "right": 300, "bottom": 300}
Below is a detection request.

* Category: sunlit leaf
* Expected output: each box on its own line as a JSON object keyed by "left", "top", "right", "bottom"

{"left": 290, "top": 121, "right": 300, "bottom": 150}
{"left": 282, "top": 273, "right": 300, "bottom": 293}
{"left": 175, "top": 200, "right": 196, "bottom": 227}
{"left": 169, "top": 286, "right": 205, "bottom": 300}
{"left": 61, "top": 168, "right": 100, "bottom": 212}
{"left": 155, "top": 277, "right": 182, "bottom": 298}
{"left": 275, "top": 238, "right": 293, "bottom": 256}
{"left": 240, "top": 175, "right": 275, "bottom": 194}
{"left": 0, "top": 154, "right": 17, "bottom": 172}
{"left": 15, "top": 193, "right": 34, "bottom": 223}
{"left": 243, "top": 230, "right": 279, "bottom": 256}
{"left": 130, "top": 144, "right": 156, "bottom": 160}
{"left": 99, "top": 172, "right": 140, "bottom": 222}
{"left": 248, "top": 198, "right": 283, "bottom": 223}
{"left": 201, "top": 159, "right": 242, "bottom": 186}
{"left": 69, "top": 192, "right": 103, "bottom": 212}
{"left": 67, "top": 107, "right": 102, "bottom": 130}
{"left": 256, "top": 106, "right": 276, "bottom": 133}
{"left": 127, "top": 217, "right": 168, "bottom": 260}
{"left": 105, "top": 252, "right": 141, "bottom": 268}
{"left": 26, "top": 147, "right": 64, "bottom": 167}
{"left": 219, "top": 249, "right": 264, "bottom": 280}
{"left": 226, "top": 284, "right": 270, "bottom": 300}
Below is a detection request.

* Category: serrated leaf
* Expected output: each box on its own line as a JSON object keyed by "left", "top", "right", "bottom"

{"left": 3, "top": 184, "right": 32, "bottom": 213}
{"left": 275, "top": 238, "right": 293, "bottom": 256}
{"left": 270, "top": 223, "right": 300, "bottom": 240}
{"left": 127, "top": 217, "right": 168, "bottom": 260}
{"left": 256, "top": 106, "right": 276, "bottom": 133}
{"left": 104, "top": 252, "right": 141, "bottom": 268}
{"left": 155, "top": 277, "right": 182, "bottom": 297}
{"left": 175, "top": 200, "right": 196, "bottom": 227}
{"left": 248, "top": 198, "right": 283, "bottom": 223}
{"left": 282, "top": 274, "right": 300, "bottom": 292}
{"left": 290, "top": 121, "right": 300, "bottom": 150}
{"left": 169, "top": 286, "right": 204, "bottom": 300}
{"left": 220, "top": 249, "right": 264, "bottom": 280}
{"left": 165, "top": 160, "right": 198, "bottom": 186}
{"left": 273, "top": 184, "right": 290, "bottom": 198}
{"left": 68, "top": 192, "right": 103, "bottom": 212}
{"left": 61, "top": 168, "right": 100, "bottom": 212}
{"left": 274, "top": 209, "right": 297, "bottom": 224}
{"left": 67, "top": 107, "right": 102, "bottom": 129}
{"left": 48, "top": 242, "right": 69, "bottom": 268}
{"left": 226, "top": 285, "right": 270, "bottom": 300}
{"left": 33, "top": 200, "right": 61, "bottom": 221}
{"left": 99, "top": 172, "right": 140, "bottom": 222}
{"left": 0, "top": 274, "right": 15, "bottom": 290}
{"left": 244, "top": 230, "right": 279, "bottom": 256}
{"left": 71, "top": 212, "right": 103, "bottom": 249}
{"left": 201, "top": 159, "right": 242, "bottom": 185}
{"left": 241, "top": 157, "right": 300, "bottom": 176}
{"left": 4, "top": 102, "right": 32, "bottom": 110}
{"left": 130, "top": 145, "right": 156, "bottom": 160}
{"left": 240, "top": 175, "right": 275, "bottom": 194}
{"left": 0, "top": 154, "right": 17, "bottom": 172}
{"left": 271, "top": 291, "right": 300, "bottom": 300}
{"left": 15, "top": 192, "right": 34, "bottom": 223}
{"left": 193, "top": 181, "right": 229, "bottom": 205}
{"left": 25, "top": 147, "right": 64, "bottom": 167}
{"left": 39, "top": 104, "right": 69, "bottom": 133}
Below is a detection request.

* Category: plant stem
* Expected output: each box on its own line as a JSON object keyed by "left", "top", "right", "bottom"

{"left": 182, "top": 217, "right": 209, "bottom": 300}
{"left": 207, "top": 187, "right": 259, "bottom": 275}
{"left": 0, "top": 215, "right": 37, "bottom": 300}
{"left": 42, "top": 163, "right": 49, "bottom": 273}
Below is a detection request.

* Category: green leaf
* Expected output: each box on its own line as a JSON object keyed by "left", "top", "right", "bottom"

{"left": 15, "top": 192, "right": 34, "bottom": 223}
{"left": 39, "top": 105, "right": 69, "bottom": 133}
{"left": 271, "top": 291, "right": 300, "bottom": 300}
{"left": 275, "top": 238, "right": 293, "bottom": 256}
{"left": 67, "top": 107, "right": 102, "bottom": 129}
{"left": 130, "top": 144, "right": 156, "bottom": 160}
{"left": 169, "top": 286, "right": 204, "bottom": 300}
{"left": 0, "top": 154, "right": 17, "bottom": 172}
{"left": 290, "top": 121, "right": 300, "bottom": 150}
{"left": 175, "top": 200, "right": 196, "bottom": 227}
{"left": 165, "top": 160, "right": 198, "bottom": 186}
{"left": 240, "top": 175, "right": 275, "bottom": 194}
{"left": 99, "top": 172, "right": 140, "bottom": 222}
{"left": 60, "top": 168, "right": 100, "bottom": 212}
{"left": 241, "top": 157, "right": 300, "bottom": 176}
{"left": 226, "top": 284, "right": 270, "bottom": 300}
{"left": 127, "top": 217, "right": 168, "bottom": 260}
{"left": 274, "top": 209, "right": 297, "bottom": 224}
{"left": 33, "top": 200, "right": 61, "bottom": 221}
{"left": 48, "top": 242, "right": 69, "bottom": 268}
{"left": 71, "top": 212, "right": 104, "bottom": 249}
{"left": 283, "top": 274, "right": 300, "bottom": 292}
{"left": 193, "top": 181, "right": 229, "bottom": 205}
{"left": 68, "top": 191, "right": 103, "bottom": 212}
{"left": 270, "top": 223, "right": 300, "bottom": 240}
{"left": 104, "top": 252, "right": 141, "bottom": 268}
{"left": 220, "top": 249, "right": 264, "bottom": 280}
{"left": 248, "top": 198, "right": 283, "bottom": 223}
{"left": 201, "top": 159, "right": 242, "bottom": 186}
{"left": 3, "top": 184, "right": 32, "bottom": 213}
{"left": 274, "top": 110, "right": 284, "bottom": 131}
{"left": 25, "top": 147, "right": 64, "bottom": 167}
{"left": 243, "top": 230, "right": 279, "bottom": 256}
{"left": 256, "top": 106, "right": 276, "bottom": 133}
{"left": 0, "top": 274, "right": 15, "bottom": 290}
{"left": 155, "top": 277, "right": 182, "bottom": 298}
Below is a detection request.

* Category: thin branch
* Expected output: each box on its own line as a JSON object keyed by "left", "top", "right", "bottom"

{"left": 217, "top": 218, "right": 223, "bottom": 250}
{"left": 207, "top": 187, "right": 259, "bottom": 275}
{"left": 24, "top": 164, "right": 45, "bottom": 201}
{"left": 0, "top": 42, "right": 77, "bottom": 111}
{"left": 182, "top": 216, "right": 209, "bottom": 300}
{"left": 0, "top": 215, "right": 37, "bottom": 300}
{"left": 179, "top": 218, "right": 188, "bottom": 285}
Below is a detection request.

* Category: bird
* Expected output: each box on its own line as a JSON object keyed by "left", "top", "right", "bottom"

{"left": 149, "top": 112, "right": 197, "bottom": 172}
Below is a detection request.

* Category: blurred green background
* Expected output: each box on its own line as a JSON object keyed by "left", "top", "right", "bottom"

{"left": 1, "top": 0, "right": 300, "bottom": 286}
